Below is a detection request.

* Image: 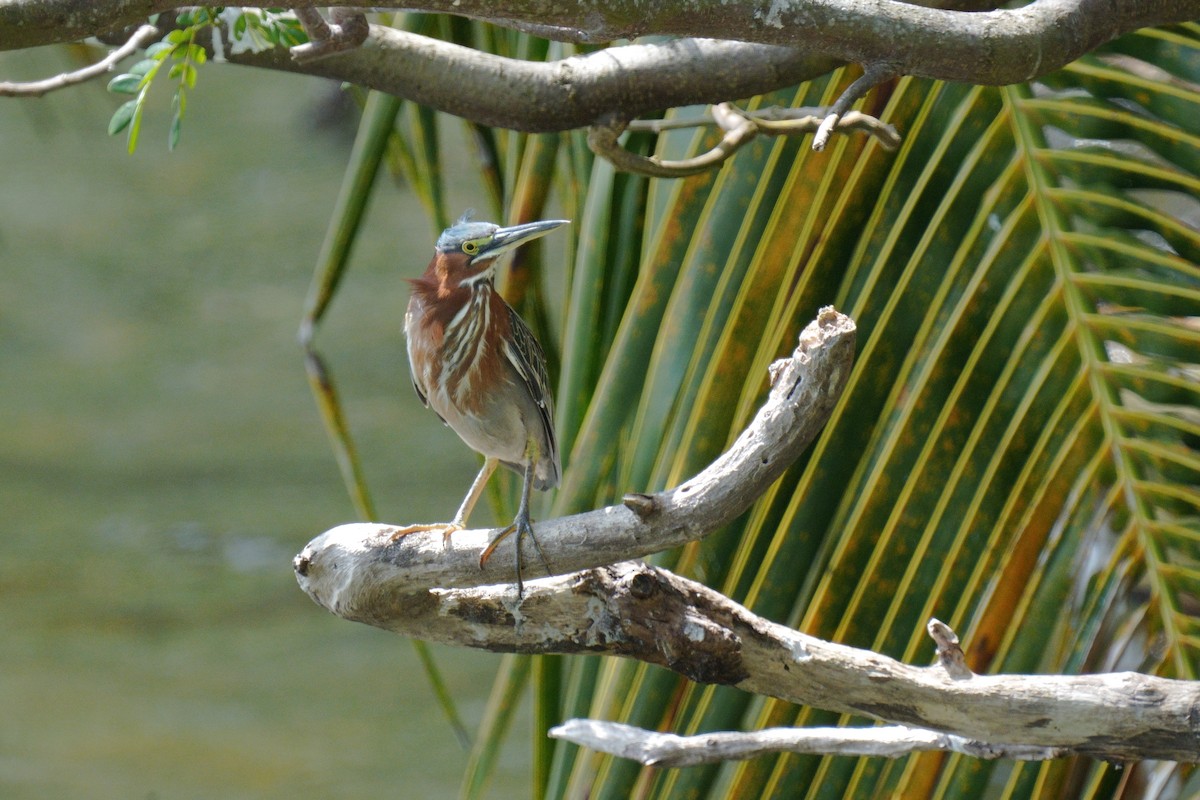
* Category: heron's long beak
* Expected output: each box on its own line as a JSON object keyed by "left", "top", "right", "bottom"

{"left": 475, "top": 219, "right": 569, "bottom": 262}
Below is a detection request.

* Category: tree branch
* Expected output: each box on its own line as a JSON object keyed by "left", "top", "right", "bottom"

{"left": 2, "top": 1, "right": 1192, "bottom": 94}
{"left": 295, "top": 307, "right": 856, "bottom": 594}
{"left": 223, "top": 29, "right": 837, "bottom": 133}
{"left": 548, "top": 719, "right": 1066, "bottom": 766}
{"left": 0, "top": 23, "right": 158, "bottom": 97}
{"left": 273, "top": 0, "right": 1197, "bottom": 84}
{"left": 293, "top": 308, "right": 1200, "bottom": 763}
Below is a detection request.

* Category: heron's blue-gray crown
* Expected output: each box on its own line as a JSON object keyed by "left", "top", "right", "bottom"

{"left": 436, "top": 221, "right": 499, "bottom": 252}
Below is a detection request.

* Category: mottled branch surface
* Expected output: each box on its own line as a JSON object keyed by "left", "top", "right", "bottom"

{"left": 2, "top": 1, "right": 1194, "bottom": 132}
{"left": 305, "top": 560, "right": 1200, "bottom": 762}
{"left": 293, "top": 308, "right": 1200, "bottom": 763}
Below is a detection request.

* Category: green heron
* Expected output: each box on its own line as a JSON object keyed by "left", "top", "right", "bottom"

{"left": 392, "top": 216, "right": 568, "bottom": 594}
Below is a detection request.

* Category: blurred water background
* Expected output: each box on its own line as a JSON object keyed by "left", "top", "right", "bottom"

{"left": 1, "top": 45, "right": 530, "bottom": 798}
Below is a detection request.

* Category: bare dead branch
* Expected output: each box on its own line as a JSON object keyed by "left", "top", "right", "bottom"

{"left": 549, "top": 719, "right": 1066, "bottom": 766}
{"left": 293, "top": 308, "right": 1200, "bottom": 763}
{"left": 294, "top": 554, "right": 1200, "bottom": 762}
{"left": 295, "top": 307, "right": 857, "bottom": 593}
{"left": 0, "top": 23, "right": 158, "bottom": 97}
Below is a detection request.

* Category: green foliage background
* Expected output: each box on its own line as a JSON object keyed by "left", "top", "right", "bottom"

{"left": 307, "top": 16, "right": 1200, "bottom": 800}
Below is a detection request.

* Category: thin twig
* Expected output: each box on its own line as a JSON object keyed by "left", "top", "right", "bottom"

{"left": 589, "top": 103, "right": 900, "bottom": 178}
{"left": 0, "top": 24, "right": 160, "bottom": 98}
{"left": 587, "top": 111, "right": 760, "bottom": 178}
{"left": 813, "top": 61, "right": 899, "bottom": 150}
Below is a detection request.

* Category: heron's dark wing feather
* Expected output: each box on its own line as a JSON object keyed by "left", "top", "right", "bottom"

{"left": 502, "top": 304, "right": 560, "bottom": 483}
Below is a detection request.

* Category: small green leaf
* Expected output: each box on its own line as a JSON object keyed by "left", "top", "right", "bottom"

{"left": 281, "top": 23, "right": 308, "bottom": 47}
{"left": 107, "top": 99, "right": 137, "bottom": 135}
{"left": 234, "top": 13, "right": 248, "bottom": 37}
{"left": 169, "top": 63, "right": 197, "bottom": 89}
{"left": 128, "top": 58, "right": 158, "bottom": 77}
{"left": 168, "top": 111, "right": 182, "bottom": 152}
{"left": 190, "top": 46, "right": 207, "bottom": 66}
{"left": 165, "top": 28, "right": 188, "bottom": 44}
{"left": 145, "top": 41, "right": 173, "bottom": 59}
{"left": 126, "top": 87, "right": 148, "bottom": 153}
{"left": 106, "top": 74, "right": 141, "bottom": 95}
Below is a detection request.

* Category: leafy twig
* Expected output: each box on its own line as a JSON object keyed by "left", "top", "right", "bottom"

{"left": 106, "top": 8, "right": 307, "bottom": 152}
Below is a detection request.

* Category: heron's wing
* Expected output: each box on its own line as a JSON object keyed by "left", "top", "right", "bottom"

{"left": 502, "top": 303, "right": 560, "bottom": 484}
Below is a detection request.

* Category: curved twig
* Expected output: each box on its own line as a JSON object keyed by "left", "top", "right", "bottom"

{"left": 0, "top": 23, "right": 159, "bottom": 97}
{"left": 587, "top": 106, "right": 761, "bottom": 178}
{"left": 589, "top": 103, "right": 901, "bottom": 177}
{"left": 813, "top": 61, "right": 899, "bottom": 150}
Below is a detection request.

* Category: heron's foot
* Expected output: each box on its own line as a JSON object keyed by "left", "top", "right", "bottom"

{"left": 480, "top": 509, "right": 551, "bottom": 597}
{"left": 388, "top": 522, "right": 463, "bottom": 550}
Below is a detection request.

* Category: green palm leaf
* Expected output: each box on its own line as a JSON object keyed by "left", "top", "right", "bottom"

{"left": 545, "top": 22, "right": 1199, "bottom": 800}
{"left": 309, "top": 17, "right": 1199, "bottom": 800}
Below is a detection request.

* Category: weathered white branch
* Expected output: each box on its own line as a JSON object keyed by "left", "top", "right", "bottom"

{"left": 295, "top": 307, "right": 856, "bottom": 595}
{"left": 293, "top": 307, "right": 1200, "bottom": 763}
{"left": 548, "top": 719, "right": 1065, "bottom": 766}
{"left": 298, "top": 557, "right": 1200, "bottom": 761}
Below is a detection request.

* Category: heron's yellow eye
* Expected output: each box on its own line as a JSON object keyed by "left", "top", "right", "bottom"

{"left": 462, "top": 240, "right": 480, "bottom": 255}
